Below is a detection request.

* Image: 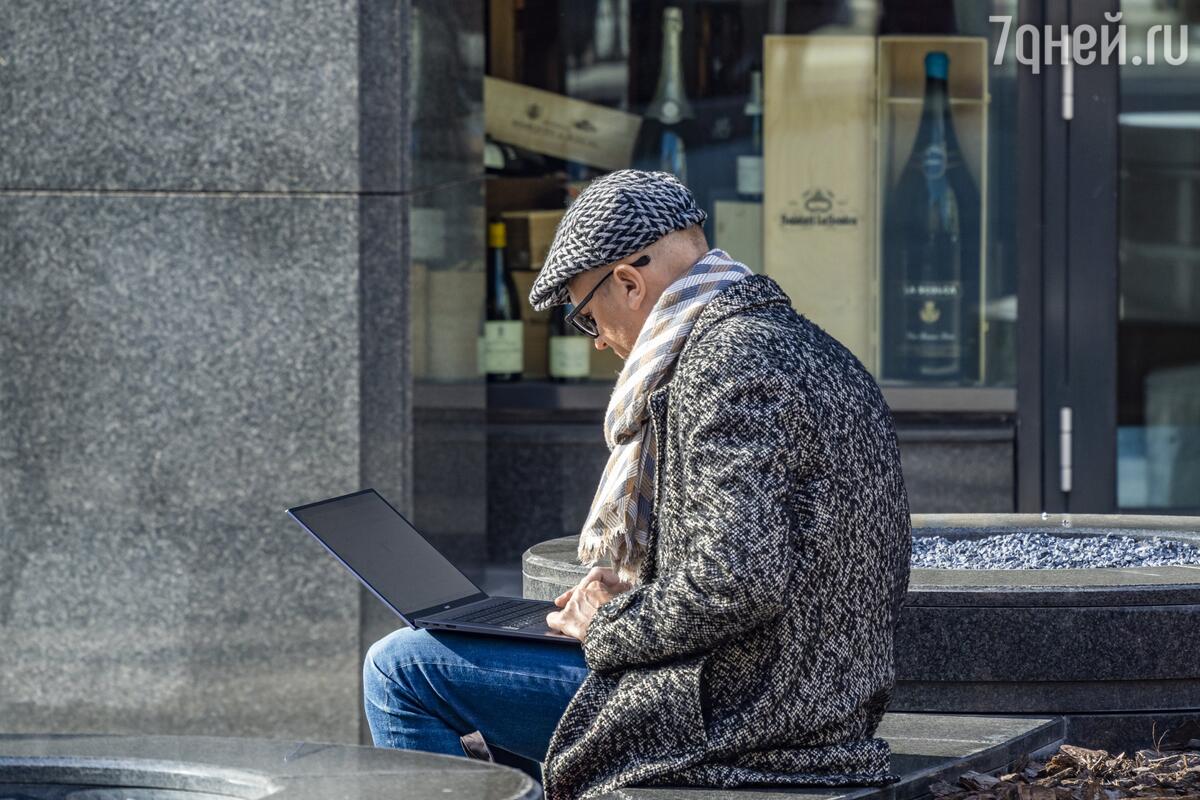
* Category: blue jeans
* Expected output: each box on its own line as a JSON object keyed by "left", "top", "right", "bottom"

{"left": 363, "top": 626, "right": 589, "bottom": 772}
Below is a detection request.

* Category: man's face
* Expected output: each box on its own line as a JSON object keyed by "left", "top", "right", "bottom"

{"left": 565, "top": 254, "right": 654, "bottom": 360}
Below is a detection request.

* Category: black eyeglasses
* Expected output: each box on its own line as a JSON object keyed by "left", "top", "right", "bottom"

{"left": 564, "top": 255, "right": 651, "bottom": 337}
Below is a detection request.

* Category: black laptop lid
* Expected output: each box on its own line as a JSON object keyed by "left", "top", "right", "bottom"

{"left": 288, "top": 489, "right": 483, "bottom": 618}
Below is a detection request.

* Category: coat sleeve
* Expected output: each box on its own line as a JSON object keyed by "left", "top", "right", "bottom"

{"left": 581, "top": 340, "right": 814, "bottom": 674}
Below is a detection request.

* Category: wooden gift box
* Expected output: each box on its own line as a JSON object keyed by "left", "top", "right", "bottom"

{"left": 763, "top": 35, "right": 989, "bottom": 382}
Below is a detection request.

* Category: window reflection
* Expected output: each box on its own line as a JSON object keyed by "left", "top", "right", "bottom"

{"left": 481, "top": 0, "right": 1021, "bottom": 389}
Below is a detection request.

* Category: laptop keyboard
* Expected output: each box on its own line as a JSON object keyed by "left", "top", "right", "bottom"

{"left": 451, "top": 599, "right": 551, "bottom": 630}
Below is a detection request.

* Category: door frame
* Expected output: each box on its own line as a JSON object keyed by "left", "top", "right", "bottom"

{"left": 1017, "top": 0, "right": 1121, "bottom": 513}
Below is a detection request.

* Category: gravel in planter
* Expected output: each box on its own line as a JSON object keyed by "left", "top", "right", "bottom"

{"left": 912, "top": 532, "right": 1200, "bottom": 570}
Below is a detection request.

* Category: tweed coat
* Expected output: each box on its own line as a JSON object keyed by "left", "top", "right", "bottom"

{"left": 541, "top": 273, "right": 912, "bottom": 800}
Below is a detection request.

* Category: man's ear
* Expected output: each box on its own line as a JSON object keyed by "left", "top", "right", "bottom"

{"left": 613, "top": 263, "right": 648, "bottom": 311}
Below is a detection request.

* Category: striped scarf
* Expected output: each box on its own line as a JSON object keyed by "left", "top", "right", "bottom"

{"left": 578, "top": 248, "right": 754, "bottom": 584}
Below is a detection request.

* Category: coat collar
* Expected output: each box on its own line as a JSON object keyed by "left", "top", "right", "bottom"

{"left": 686, "top": 273, "right": 791, "bottom": 344}
{"left": 669, "top": 273, "right": 792, "bottom": 380}
{"left": 646, "top": 273, "right": 789, "bottom": 409}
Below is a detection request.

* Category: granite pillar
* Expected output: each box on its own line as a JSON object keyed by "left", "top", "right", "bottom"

{"left": 0, "top": 0, "right": 482, "bottom": 745}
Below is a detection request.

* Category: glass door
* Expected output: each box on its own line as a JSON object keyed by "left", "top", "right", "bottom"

{"left": 1054, "top": 0, "right": 1200, "bottom": 513}
{"left": 1114, "top": 0, "right": 1200, "bottom": 511}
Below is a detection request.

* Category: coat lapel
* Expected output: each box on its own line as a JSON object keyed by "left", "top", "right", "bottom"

{"left": 640, "top": 382, "right": 671, "bottom": 586}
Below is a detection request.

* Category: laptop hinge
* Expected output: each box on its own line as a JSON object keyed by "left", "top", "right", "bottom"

{"left": 409, "top": 592, "right": 490, "bottom": 621}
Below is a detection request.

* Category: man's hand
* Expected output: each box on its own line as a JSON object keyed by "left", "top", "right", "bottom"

{"left": 546, "top": 567, "right": 632, "bottom": 642}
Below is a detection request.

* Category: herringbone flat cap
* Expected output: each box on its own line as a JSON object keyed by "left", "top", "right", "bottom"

{"left": 527, "top": 169, "right": 708, "bottom": 311}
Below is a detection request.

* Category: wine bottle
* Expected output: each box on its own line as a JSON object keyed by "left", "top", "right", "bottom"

{"left": 882, "top": 51, "right": 981, "bottom": 382}
{"left": 549, "top": 303, "right": 591, "bottom": 383}
{"left": 737, "top": 69, "right": 764, "bottom": 201}
{"left": 483, "top": 135, "right": 555, "bottom": 177}
{"left": 634, "top": 6, "right": 696, "bottom": 182}
{"left": 483, "top": 221, "right": 523, "bottom": 382}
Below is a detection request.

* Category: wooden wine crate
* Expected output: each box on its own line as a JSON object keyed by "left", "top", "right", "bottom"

{"left": 714, "top": 199, "right": 763, "bottom": 274}
{"left": 763, "top": 35, "right": 990, "bottom": 381}
{"left": 763, "top": 36, "right": 880, "bottom": 372}
{"left": 502, "top": 209, "right": 565, "bottom": 277}
{"left": 511, "top": 269, "right": 550, "bottom": 378}
{"left": 484, "top": 77, "right": 642, "bottom": 171}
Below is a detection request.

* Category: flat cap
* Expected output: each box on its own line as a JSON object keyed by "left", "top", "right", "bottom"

{"left": 527, "top": 169, "right": 708, "bottom": 311}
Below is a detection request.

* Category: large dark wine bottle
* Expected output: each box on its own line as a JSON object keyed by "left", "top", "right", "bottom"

{"left": 882, "top": 51, "right": 981, "bottom": 383}
{"left": 483, "top": 221, "right": 523, "bottom": 382}
{"left": 549, "top": 303, "right": 591, "bottom": 383}
{"left": 633, "top": 6, "right": 696, "bottom": 182}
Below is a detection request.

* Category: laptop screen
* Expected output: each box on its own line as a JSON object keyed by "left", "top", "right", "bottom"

{"left": 290, "top": 490, "right": 482, "bottom": 617}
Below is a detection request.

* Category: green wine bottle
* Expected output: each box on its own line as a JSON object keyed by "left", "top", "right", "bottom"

{"left": 549, "top": 303, "right": 591, "bottom": 383}
{"left": 633, "top": 6, "right": 696, "bottom": 182}
{"left": 483, "top": 221, "right": 523, "bottom": 382}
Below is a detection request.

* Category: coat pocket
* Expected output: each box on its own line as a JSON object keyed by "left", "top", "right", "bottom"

{"left": 608, "top": 652, "right": 710, "bottom": 758}
{"left": 543, "top": 650, "right": 711, "bottom": 800}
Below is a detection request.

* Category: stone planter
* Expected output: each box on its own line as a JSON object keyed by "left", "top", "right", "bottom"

{"left": 0, "top": 735, "right": 540, "bottom": 799}
{"left": 523, "top": 514, "right": 1200, "bottom": 754}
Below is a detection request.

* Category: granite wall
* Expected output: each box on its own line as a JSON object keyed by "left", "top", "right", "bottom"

{"left": 0, "top": 0, "right": 483, "bottom": 745}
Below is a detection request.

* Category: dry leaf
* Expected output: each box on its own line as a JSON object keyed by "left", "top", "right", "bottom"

{"left": 964, "top": 745, "right": 1200, "bottom": 800}
{"left": 962, "top": 771, "right": 1003, "bottom": 791}
{"left": 1065, "top": 746, "right": 1113, "bottom": 764}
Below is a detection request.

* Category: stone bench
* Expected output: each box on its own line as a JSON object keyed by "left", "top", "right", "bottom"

{"left": 525, "top": 513, "right": 1200, "bottom": 755}
{"left": 601, "top": 713, "right": 1064, "bottom": 800}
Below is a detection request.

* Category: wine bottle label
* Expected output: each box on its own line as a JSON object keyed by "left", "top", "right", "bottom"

{"left": 484, "top": 140, "right": 504, "bottom": 170}
{"left": 483, "top": 320, "right": 524, "bottom": 374}
{"left": 922, "top": 144, "right": 948, "bottom": 180}
{"left": 550, "top": 336, "right": 591, "bottom": 378}
{"left": 737, "top": 155, "right": 764, "bottom": 197}
{"left": 901, "top": 280, "right": 962, "bottom": 360}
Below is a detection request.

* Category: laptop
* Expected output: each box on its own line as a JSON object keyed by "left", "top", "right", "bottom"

{"left": 286, "top": 488, "right": 578, "bottom": 644}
